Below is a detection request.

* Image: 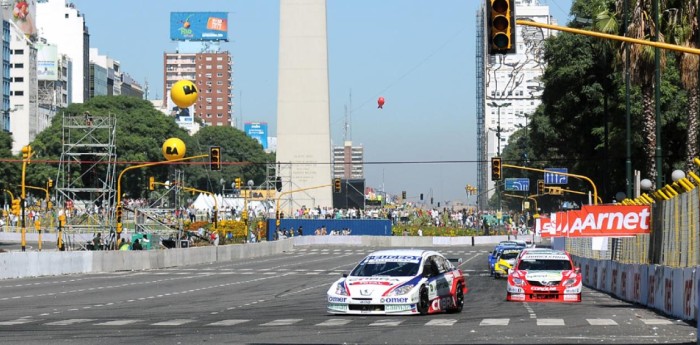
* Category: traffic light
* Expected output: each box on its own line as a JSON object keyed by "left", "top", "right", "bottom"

{"left": 47, "top": 178, "right": 53, "bottom": 189}
{"left": 115, "top": 205, "right": 123, "bottom": 223}
{"left": 11, "top": 199, "right": 20, "bottom": 216}
{"left": 149, "top": 176, "right": 155, "bottom": 191}
{"left": 334, "top": 178, "right": 342, "bottom": 193}
{"left": 235, "top": 177, "right": 241, "bottom": 189}
{"left": 402, "top": 191, "right": 407, "bottom": 200}
{"left": 491, "top": 157, "right": 502, "bottom": 181}
{"left": 537, "top": 179, "right": 544, "bottom": 195}
{"left": 21, "top": 145, "right": 32, "bottom": 160}
{"left": 420, "top": 193, "right": 424, "bottom": 201}
{"left": 487, "top": 0, "right": 516, "bottom": 54}
{"left": 209, "top": 146, "right": 221, "bottom": 171}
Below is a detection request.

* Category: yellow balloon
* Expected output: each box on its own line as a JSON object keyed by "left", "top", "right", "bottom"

{"left": 162, "top": 138, "right": 186, "bottom": 161}
{"left": 170, "top": 80, "right": 198, "bottom": 108}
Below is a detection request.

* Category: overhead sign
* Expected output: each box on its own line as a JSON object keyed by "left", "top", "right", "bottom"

{"left": 544, "top": 168, "right": 568, "bottom": 185}
{"left": 504, "top": 178, "right": 530, "bottom": 192}
{"left": 170, "top": 12, "right": 228, "bottom": 41}
{"left": 537, "top": 205, "right": 651, "bottom": 237}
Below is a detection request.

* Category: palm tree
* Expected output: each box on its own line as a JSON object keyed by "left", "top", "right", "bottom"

{"left": 662, "top": 1, "right": 699, "bottom": 170}
{"left": 617, "top": 0, "right": 666, "bottom": 186}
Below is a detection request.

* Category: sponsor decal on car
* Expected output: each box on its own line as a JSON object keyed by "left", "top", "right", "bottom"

{"left": 509, "top": 294, "right": 526, "bottom": 301}
{"left": 531, "top": 286, "right": 559, "bottom": 291}
{"left": 380, "top": 297, "right": 409, "bottom": 303}
{"left": 328, "top": 296, "right": 347, "bottom": 303}
{"left": 563, "top": 294, "right": 579, "bottom": 301}
{"left": 525, "top": 272, "right": 563, "bottom": 281}
{"left": 385, "top": 304, "right": 414, "bottom": 312}
{"left": 365, "top": 255, "right": 422, "bottom": 263}
{"left": 327, "top": 304, "right": 349, "bottom": 311}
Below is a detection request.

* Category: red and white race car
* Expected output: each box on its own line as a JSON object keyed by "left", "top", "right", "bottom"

{"left": 327, "top": 249, "right": 467, "bottom": 315}
{"left": 506, "top": 249, "right": 582, "bottom": 302}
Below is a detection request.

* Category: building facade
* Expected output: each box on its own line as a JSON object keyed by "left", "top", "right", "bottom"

{"left": 36, "top": 0, "right": 89, "bottom": 104}
{"left": 163, "top": 51, "right": 232, "bottom": 127}
{"left": 332, "top": 141, "right": 364, "bottom": 179}
{"left": 477, "top": 0, "right": 555, "bottom": 210}
{"left": 1, "top": 20, "right": 9, "bottom": 133}
{"left": 8, "top": 24, "right": 39, "bottom": 154}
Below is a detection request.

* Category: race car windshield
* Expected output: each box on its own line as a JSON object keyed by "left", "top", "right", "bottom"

{"left": 517, "top": 259, "right": 572, "bottom": 271}
{"left": 350, "top": 261, "right": 421, "bottom": 277}
{"left": 500, "top": 251, "right": 520, "bottom": 260}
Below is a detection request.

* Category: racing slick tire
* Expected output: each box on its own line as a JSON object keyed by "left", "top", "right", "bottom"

{"left": 417, "top": 286, "right": 430, "bottom": 315}
{"left": 447, "top": 283, "right": 464, "bottom": 313}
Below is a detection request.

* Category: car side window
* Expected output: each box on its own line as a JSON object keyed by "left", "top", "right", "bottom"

{"left": 434, "top": 256, "right": 449, "bottom": 274}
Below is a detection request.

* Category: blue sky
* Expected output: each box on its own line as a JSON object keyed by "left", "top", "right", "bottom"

{"left": 72, "top": 0, "right": 573, "bottom": 204}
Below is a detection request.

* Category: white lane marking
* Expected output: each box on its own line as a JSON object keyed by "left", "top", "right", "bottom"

{"left": 151, "top": 319, "right": 195, "bottom": 326}
{"left": 586, "top": 318, "right": 618, "bottom": 326}
{"left": 95, "top": 320, "right": 142, "bottom": 326}
{"left": 369, "top": 319, "right": 403, "bottom": 326}
{"left": 640, "top": 319, "right": 673, "bottom": 325}
{"left": 260, "top": 319, "right": 302, "bottom": 326}
{"left": 316, "top": 319, "right": 352, "bottom": 326}
{"left": 523, "top": 302, "right": 536, "bottom": 319}
{"left": 206, "top": 319, "right": 250, "bottom": 326}
{"left": 425, "top": 319, "right": 458, "bottom": 326}
{"left": 0, "top": 318, "right": 35, "bottom": 325}
{"left": 480, "top": 318, "right": 509, "bottom": 326}
{"left": 537, "top": 318, "right": 565, "bottom": 326}
{"left": 45, "top": 319, "right": 96, "bottom": 326}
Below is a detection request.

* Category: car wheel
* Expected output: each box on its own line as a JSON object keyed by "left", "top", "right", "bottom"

{"left": 448, "top": 283, "right": 464, "bottom": 313}
{"left": 417, "top": 286, "right": 429, "bottom": 315}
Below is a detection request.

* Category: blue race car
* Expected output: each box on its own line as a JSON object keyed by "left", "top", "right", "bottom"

{"left": 488, "top": 241, "right": 525, "bottom": 276}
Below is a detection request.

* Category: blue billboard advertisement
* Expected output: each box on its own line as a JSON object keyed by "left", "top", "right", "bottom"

{"left": 170, "top": 12, "right": 228, "bottom": 41}
{"left": 244, "top": 122, "right": 268, "bottom": 149}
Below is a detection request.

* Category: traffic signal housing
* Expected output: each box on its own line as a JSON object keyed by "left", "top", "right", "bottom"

{"left": 209, "top": 146, "right": 221, "bottom": 171}
{"left": 487, "top": 0, "right": 516, "bottom": 55}
{"left": 491, "top": 157, "right": 502, "bottom": 181}
{"left": 47, "top": 178, "right": 53, "bottom": 189}
{"left": 402, "top": 191, "right": 407, "bottom": 200}
{"left": 11, "top": 199, "right": 20, "bottom": 216}
{"left": 333, "top": 178, "right": 342, "bottom": 193}
{"left": 235, "top": 177, "right": 241, "bottom": 189}
{"left": 537, "top": 179, "right": 544, "bottom": 195}
{"left": 149, "top": 176, "right": 155, "bottom": 191}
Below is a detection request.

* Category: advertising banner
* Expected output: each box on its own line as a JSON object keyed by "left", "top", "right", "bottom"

{"left": 36, "top": 42, "right": 58, "bottom": 81}
{"left": 244, "top": 122, "right": 269, "bottom": 149}
{"left": 170, "top": 12, "right": 228, "bottom": 41}
{"left": 3, "top": 0, "right": 36, "bottom": 37}
{"left": 538, "top": 205, "right": 651, "bottom": 237}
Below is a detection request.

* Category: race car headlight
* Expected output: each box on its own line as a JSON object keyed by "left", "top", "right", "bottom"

{"left": 335, "top": 282, "right": 349, "bottom": 296}
{"left": 512, "top": 277, "right": 524, "bottom": 286}
{"left": 388, "top": 284, "right": 415, "bottom": 296}
{"left": 563, "top": 278, "right": 578, "bottom": 287}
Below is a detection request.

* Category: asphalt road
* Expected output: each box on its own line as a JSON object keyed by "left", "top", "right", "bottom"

{"left": 0, "top": 245, "right": 695, "bottom": 344}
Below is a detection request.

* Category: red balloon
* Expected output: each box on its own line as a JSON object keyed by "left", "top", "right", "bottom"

{"left": 377, "top": 96, "right": 385, "bottom": 109}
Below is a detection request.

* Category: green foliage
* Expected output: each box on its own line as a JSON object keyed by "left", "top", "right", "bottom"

{"left": 7, "top": 95, "right": 272, "bottom": 200}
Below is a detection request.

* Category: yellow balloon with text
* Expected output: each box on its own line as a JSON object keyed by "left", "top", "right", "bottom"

{"left": 170, "top": 80, "right": 198, "bottom": 108}
{"left": 162, "top": 138, "right": 186, "bottom": 161}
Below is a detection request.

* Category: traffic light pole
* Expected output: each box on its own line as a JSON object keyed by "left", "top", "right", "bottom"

{"left": 115, "top": 154, "right": 207, "bottom": 249}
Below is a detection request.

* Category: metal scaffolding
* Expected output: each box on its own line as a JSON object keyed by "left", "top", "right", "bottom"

{"left": 55, "top": 113, "right": 117, "bottom": 249}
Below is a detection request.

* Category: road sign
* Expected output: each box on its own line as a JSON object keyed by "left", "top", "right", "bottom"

{"left": 504, "top": 178, "right": 530, "bottom": 191}
{"left": 544, "top": 168, "right": 568, "bottom": 185}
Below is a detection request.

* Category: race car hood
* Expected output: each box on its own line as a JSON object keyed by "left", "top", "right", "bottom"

{"left": 345, "top": 276, "right": 416, "bottom": 297}
{"left": 524, "top": 271, "right": 563, "bottom": 281}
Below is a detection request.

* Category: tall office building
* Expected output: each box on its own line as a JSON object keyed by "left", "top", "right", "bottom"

{"left": 1, "top": 19, "right": 9, "bottom": 133}
{"left": 36, "top": 0, "right": 89, "bottom": 104}
{"left": 8, "top": 24, "right": 38, "bottom": 154}
{"left": 163, "top": 51, "right": 232, "bottom": 127}
{"left": 276, "top": 0, "right": 332, "bottom": 210}
{"left": 332, "top": 141, "right": 364, "bottom": 179}
{"left": 476, "top": 0, "right": 555, "bottom": 209}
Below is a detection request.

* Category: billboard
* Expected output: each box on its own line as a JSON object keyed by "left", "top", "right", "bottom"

{"left": 3, "top": 0, "right": 37, "bottom": 37}
{"left": 170, "top": 12, "right": 228, "bottom": 41}
{"left": 537, "top": 205, "right": 651, "bottom": 237}
{"left": 244, "top": 122, "right": 268, "bottom": 149}
{"left": 36, "top": 42, "right": 58, "bottom": 81}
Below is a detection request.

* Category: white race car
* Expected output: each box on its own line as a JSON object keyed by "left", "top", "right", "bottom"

{"left": 327, "top": 249, "right": 467, "bottom": 315}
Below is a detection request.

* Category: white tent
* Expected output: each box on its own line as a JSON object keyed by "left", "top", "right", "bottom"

{"left": 190, "top": 194, "right": 274, "bottom": 215}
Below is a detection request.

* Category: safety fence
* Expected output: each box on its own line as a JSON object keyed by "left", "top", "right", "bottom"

{"left": 566, "top": 187, "right": 700, "bottom": 267}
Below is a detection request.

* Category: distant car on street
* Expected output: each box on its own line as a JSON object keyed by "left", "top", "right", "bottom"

{"left": 506, "top": 249, "right": 582, "bottom": 302}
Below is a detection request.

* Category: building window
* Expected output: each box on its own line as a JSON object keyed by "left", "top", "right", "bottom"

{"left": 217, "top": 81, "right": 223, "bottom": 85}
{"left": 217, "top": 65, "right": 223, "bottom": 69}
{"left": 216, "top": 105, "right": 223, "bottom": 110}
{"left": 217, "top": 73, "right": 223, "bottom": 77}
{"left": 14, "top": 90, "right": 23, "bottom": 96}
{"left": 206, "top": 65, "right": 212, "bottom": 69}
{"left": 217, "top": 56, "right": 223, "bottom": 61}
{"left": 65, "top": 13, "right": 69, "bottom": 18}
{"left": 13, "top": 63, "right": 23, "bottom": 68}
{"left": 13, "top": 77, "right": 23, "bottom": 82}
{"left": 206, "top": 56, "right": 212, "bottom": 61}
{"left": 14, "top": 49, "right": 23, "bottom": 55}
{"left": 217, "top": 114, "right": 223, "bottom": 118}
{"left": 216, "top": 97, "right": 223, "bottom": 102}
